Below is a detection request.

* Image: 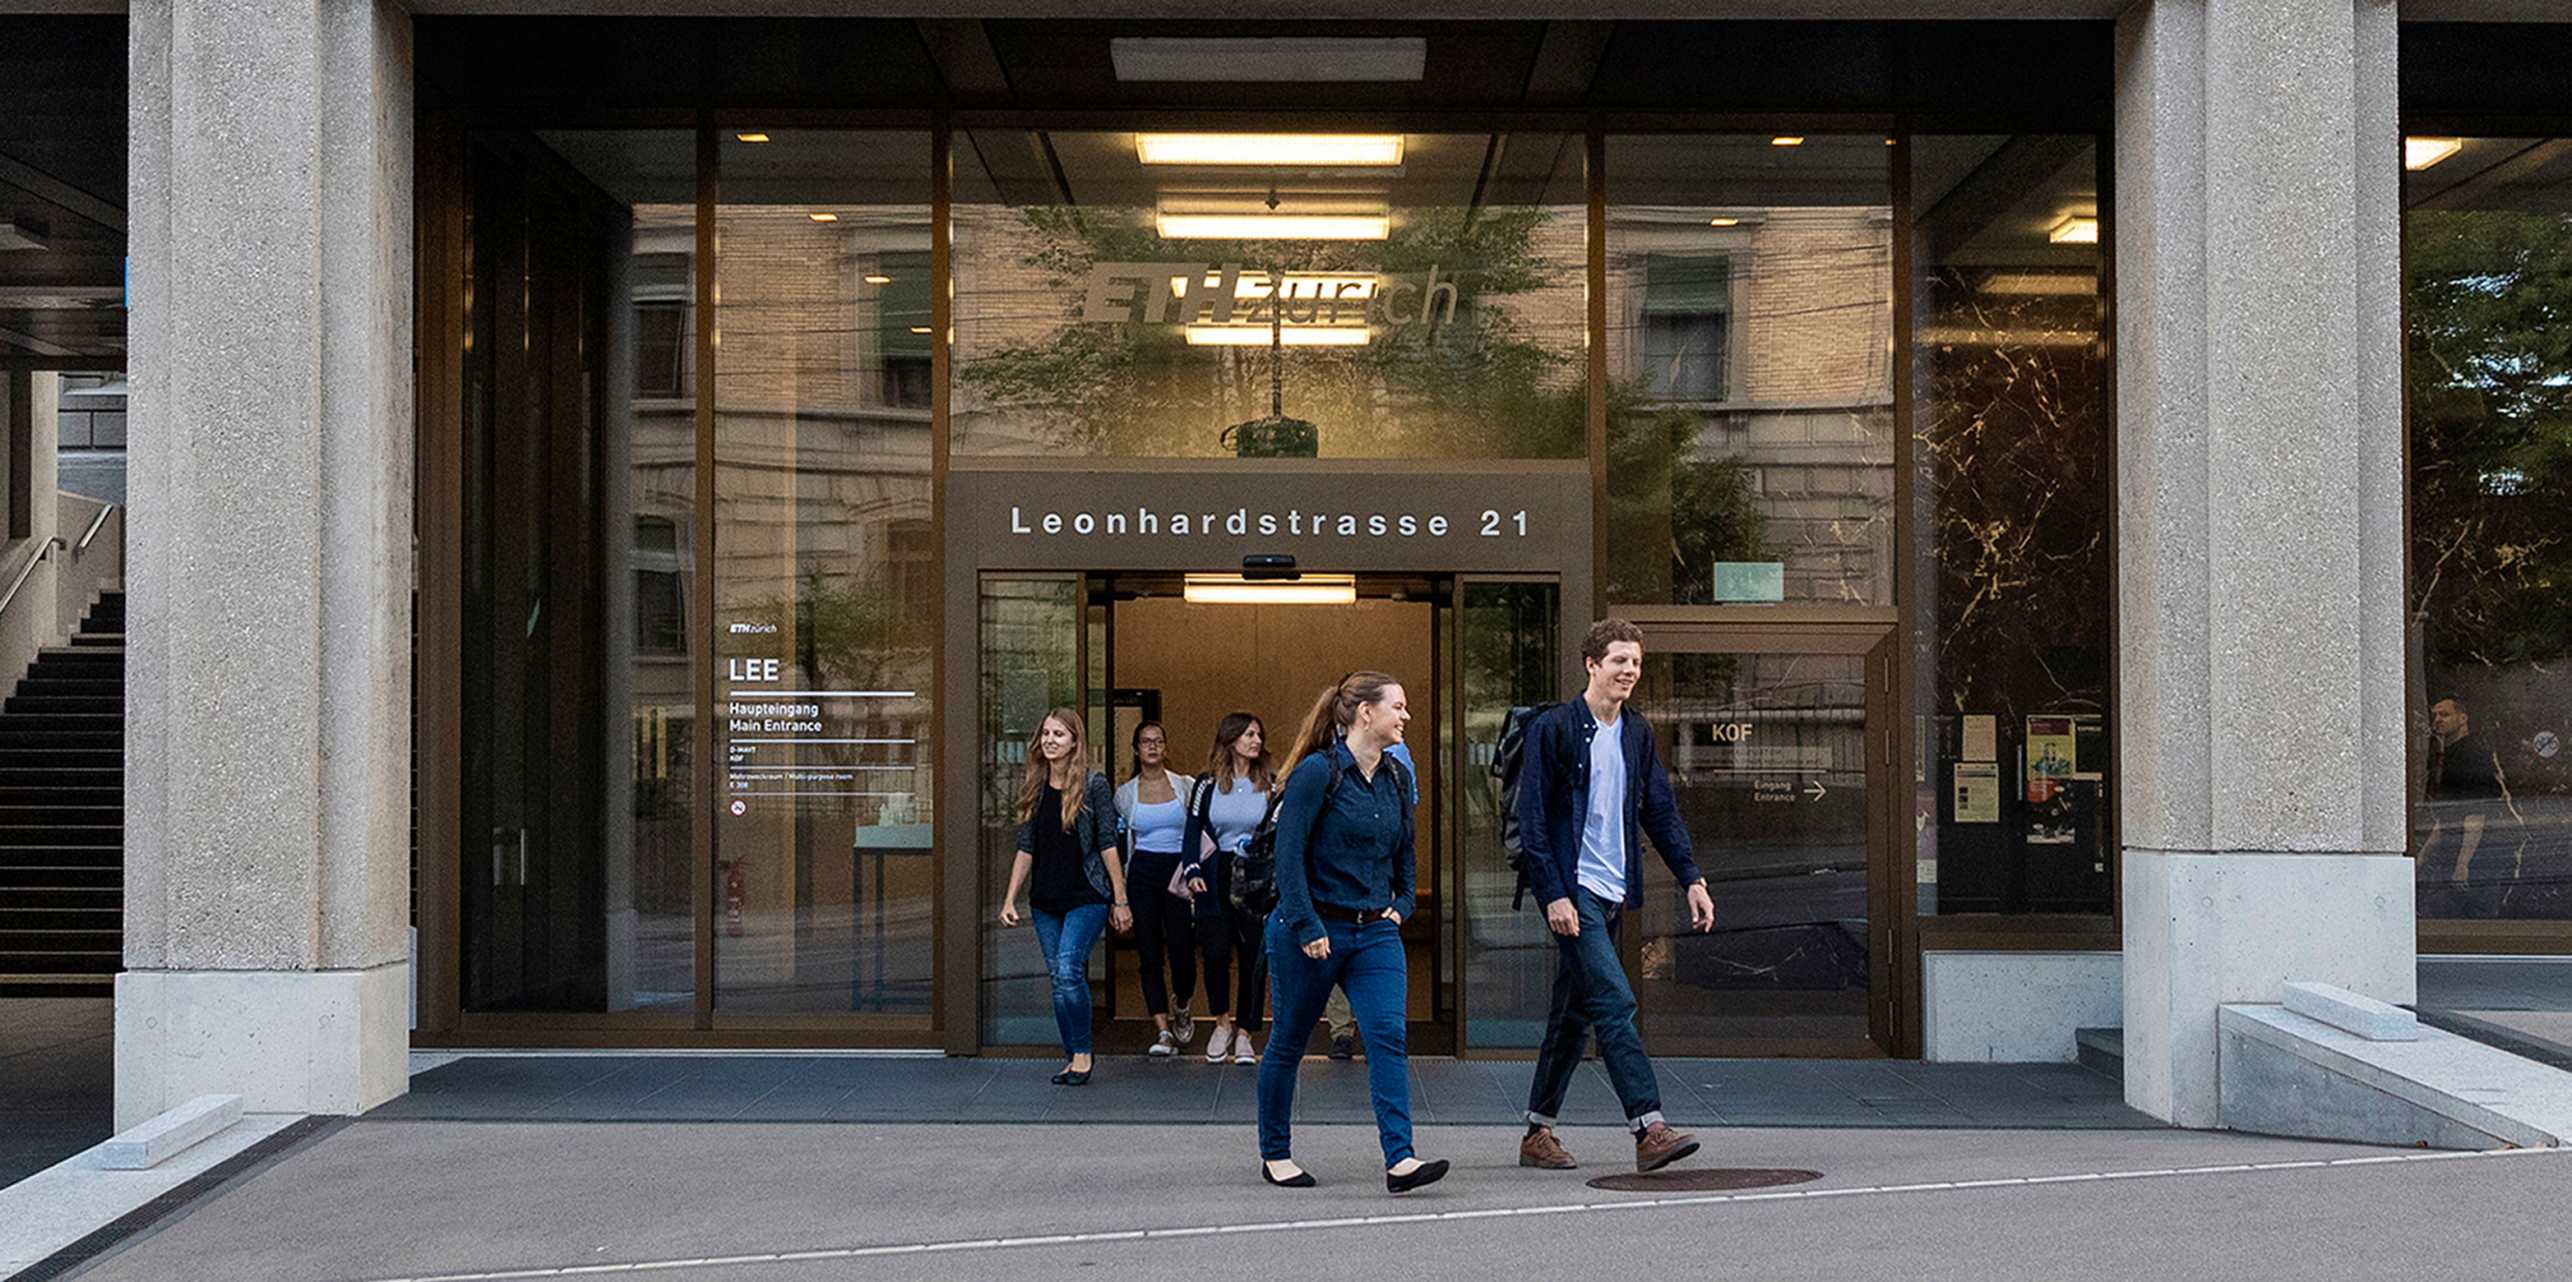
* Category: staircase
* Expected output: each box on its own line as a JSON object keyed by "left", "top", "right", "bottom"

{"left": 0, "top": 589, "right": 124, "bottom": 996}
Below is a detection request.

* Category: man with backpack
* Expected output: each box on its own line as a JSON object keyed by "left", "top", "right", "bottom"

{"left": 1505, "top": 617, "right": 1715, "bottom": 1173}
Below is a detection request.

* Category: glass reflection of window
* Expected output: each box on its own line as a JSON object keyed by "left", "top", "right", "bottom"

{"left": 1640, "top": 255, "right": 1731, "bottom": 402}
{"left": 2403, "top": 135, "right": 2572, "bottom": 926}
{"left": 633, "top": 516, "right": 686, "bottom": 656}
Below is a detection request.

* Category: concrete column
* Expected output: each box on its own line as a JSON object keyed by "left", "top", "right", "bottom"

{"left": 118, "top": 0, "right": 415, "bottom": 1128}
{"left": 2112, "top": 0, "right": 2412, "bottom": 1127}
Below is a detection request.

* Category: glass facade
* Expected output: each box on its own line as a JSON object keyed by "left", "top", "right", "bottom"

{"left": 432, "top": 117, "right": 2136, "bottom": 1050}
{"left": 710, "top": 131, "right": 938, "bottom": 1021}
{"left": 1604, "top": 135, "right": 1895, "bottom": 607}
{"left": 1908, "top": 136, "right": 2115, "bottom": 919}
{"left": 2404, "top": 137, "right": 2572, "bottom": 925}
{"left": 950, "top": 132, "right": 1586, "bottom": 460}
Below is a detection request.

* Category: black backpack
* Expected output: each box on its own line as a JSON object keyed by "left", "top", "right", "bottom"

{"left": 1491, "top": 702, "right": 1562, "bottom": 910}
{"left": 1230, "top": 752, "right": 1410, "bottom": 919}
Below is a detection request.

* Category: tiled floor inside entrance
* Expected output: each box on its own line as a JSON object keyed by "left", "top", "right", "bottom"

{"left": 371, "top": 1053, "right": 2157, "bottom": 1128}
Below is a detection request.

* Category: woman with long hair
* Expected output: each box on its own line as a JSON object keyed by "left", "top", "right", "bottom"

{"left": 1180, "top": 712, "right": 1277, "bottom": 1066}
{"left": 1113, "top": 720, "right": 1202, "bottom": 1058}
{"left": 999, "top": 708, "right": 1131, "bottom": 1085}
{"left": 1256, "top": 672, "right": 1447, "bottom": 1194}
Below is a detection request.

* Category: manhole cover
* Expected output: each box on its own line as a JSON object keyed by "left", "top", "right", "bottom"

{"left": 1585, "top": 1168, "right": 1824, "bottom": 1193}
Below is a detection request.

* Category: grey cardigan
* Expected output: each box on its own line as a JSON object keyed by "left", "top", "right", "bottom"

{"left": 1015, "top": 771, "right": 1120, "bottom": 903}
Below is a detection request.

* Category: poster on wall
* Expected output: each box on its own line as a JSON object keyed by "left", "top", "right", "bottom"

{"left": 1961, "top": 714, "right": 1998, "bottom": 763}
{"left": 1953, "top": 762, "right": 2000, "bottom": 823}
{"left": 2024, "top": 715, "right": 2077, "bottom": 802}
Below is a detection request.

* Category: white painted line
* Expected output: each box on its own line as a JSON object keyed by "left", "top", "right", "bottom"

{"left": 354, "top": 1146, "right": 2572, "bottom": 1282}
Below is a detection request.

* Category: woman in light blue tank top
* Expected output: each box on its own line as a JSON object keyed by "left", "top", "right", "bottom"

{"left": 1183, "top": 712, "right": 1279, "bottom": 1065}
{"left": 1115, "top": 722, "right": 1202, "bottom": 1057}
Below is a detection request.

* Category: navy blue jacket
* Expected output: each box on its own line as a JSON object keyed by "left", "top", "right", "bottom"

{"left": 1513, "top": 699, "right": 1702, "bottom": 910}
{"left": 1272, "top": 740, "right": 1416, "bottom": 947}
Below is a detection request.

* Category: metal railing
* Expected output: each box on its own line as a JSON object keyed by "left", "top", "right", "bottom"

{"left": 0, "top": 536, "right": 64, "bottom": 621}
{"left": 77, "top": 501, "right": 116, "bottom": 552}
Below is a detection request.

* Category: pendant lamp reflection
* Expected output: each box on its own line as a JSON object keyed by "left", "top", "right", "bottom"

{"left": 1219, "top": 271, "right": 1322, "bottom": 459}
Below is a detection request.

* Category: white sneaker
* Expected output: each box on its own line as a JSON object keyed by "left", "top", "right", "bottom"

{"left": 1205, "top": 1024, "right": 1234, "bottom": 1064}
{"left": 1148, "top": 1029, "right": 1178, "bottom": 1058}
{"left": 1232, "top": 1029, "right": 1258, "bottom": 1065}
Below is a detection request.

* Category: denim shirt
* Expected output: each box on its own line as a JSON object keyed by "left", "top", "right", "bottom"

{"left": 1272, "top": 740, "right": 1415, "bottom": 947}
{"left": 1014, "top": 772, "right": 1119, "bottom": 904}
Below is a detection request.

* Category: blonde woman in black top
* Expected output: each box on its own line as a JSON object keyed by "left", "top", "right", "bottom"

{"left": 999, "top": 708, "right": 1131, "bottom": 1085}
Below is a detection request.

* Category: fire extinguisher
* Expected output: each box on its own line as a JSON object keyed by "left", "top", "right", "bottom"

{"left": 724, "top": 858, "right": 746, "bottom": 937}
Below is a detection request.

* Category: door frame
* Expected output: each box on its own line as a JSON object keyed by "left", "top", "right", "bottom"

{"left": 1625, "top": 608, "right": 1901, "bottom": 1057}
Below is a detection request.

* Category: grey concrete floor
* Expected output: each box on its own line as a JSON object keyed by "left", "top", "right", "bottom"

{"left": 60, "top": 1120, "right": 2572, "bottom": 1282}
{"left": 374, "top": 1052, "right": 2155, "bottom": 1129}
{"left": 0, "top": 998, "right": 113, "bottom": 1188}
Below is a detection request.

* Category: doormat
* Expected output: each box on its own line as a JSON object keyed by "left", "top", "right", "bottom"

{"left": 1585, "top": 1167, "right": 1823, "bottom": 1193}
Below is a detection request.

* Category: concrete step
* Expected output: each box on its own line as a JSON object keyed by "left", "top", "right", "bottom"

{"left": 2075, "top": 1026, "right": 2124, "bottom": 1079}
{"left": 2220, "top": 1002, "right": 2572, "bottom": 1149}
{"left": 0, "top": 972, "right": 113, "bottom": 996}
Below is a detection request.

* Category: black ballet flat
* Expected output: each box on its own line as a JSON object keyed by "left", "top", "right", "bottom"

{"left": 1386, "top": 1159, "right": 1450, "bottom": 1194}
{"left": 1262, "top": 1163, "right": 1317, "bottom": 1188}
{"left": 1061, "top": 1069, "right": 1091, "bottom": 1086}
{"left": 1049, "top": 1070, "right": 1071, "bottom": 1085}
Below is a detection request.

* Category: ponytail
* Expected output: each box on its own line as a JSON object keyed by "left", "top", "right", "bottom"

{"left": 1279, "top": 670, "right": 1397, "bottom": 781}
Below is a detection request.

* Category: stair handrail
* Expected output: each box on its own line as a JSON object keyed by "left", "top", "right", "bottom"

{"left": 76, "top": 502, "right": 116, "bottom": 552}
{"left": 0, "top": 536, "right": 66, "bottom": 621}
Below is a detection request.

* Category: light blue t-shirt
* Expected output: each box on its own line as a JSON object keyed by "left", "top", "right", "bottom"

{"left": 1385, "top": 741, "right": 1421, "bottom": 803}
{"left": 1130, "top": 795, "right": 1188, "bottom": 855}
{"left": 1576, "top": 714, "right": 1627, "bottom": 902}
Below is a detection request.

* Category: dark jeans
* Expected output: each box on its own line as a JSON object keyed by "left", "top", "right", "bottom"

{"left": 1127, "top": 851, "right": 1196, "bottom": 1017}
{"left": 1524, "top": 887, "right": 1665, "bottom": 1133}
{"left": 1194, "top": 900, "right": 1266, "bottom": 1029}
{"left": 1257, "top": 913, "right": 1411, "bottom": 1164}
{"left": 1030, "top": 903, "right": 1109, "bottom": 1057}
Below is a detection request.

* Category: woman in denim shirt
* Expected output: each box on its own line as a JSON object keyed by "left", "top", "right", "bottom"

{"left": 999, "top": 708, "right": 1132, "bottom": 1085}
{"left": 1256, "top": 672, "right": 1449, "bottom": 1195}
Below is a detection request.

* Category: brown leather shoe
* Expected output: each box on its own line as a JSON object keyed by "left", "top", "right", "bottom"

{"left": 1634, "top": 1122, "right": 1700, "bottom": 1173}
{"left": 1518, "top": 1127, "right": 1577, "bottom": 1170}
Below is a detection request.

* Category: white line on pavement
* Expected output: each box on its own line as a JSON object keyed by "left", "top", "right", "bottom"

{"left": 356, "top": 1146, "right": 2572, "bottom": 1282}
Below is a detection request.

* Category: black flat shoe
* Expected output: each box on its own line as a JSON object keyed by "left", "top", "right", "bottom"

{"left": 1386, "top": 1159, "right": 1449, "bottom": 1194}
{"left": 1049, "top": 1070, "right": 1071, "bottom": 1085}
{"left": 1061, "top": 1069, "right": 1091, "bottom": 1086}
{"left": 1262, "top": 1163, "right": 1316, "bottom": 1188}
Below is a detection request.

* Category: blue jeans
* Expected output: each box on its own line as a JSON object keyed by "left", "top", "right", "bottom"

{"left": 1524, "top": 887, "right": 1665, "bottom": 1132}
{"left": 1030, "top": 903, "right": 1109, "bottom": 1057}
{"left": 1257, "top": 913, "right": 1412, "bottom": 1164}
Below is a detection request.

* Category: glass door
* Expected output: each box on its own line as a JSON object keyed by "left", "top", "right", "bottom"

{"left": 1455, "top": 577, "right": 1564, "bottom": 1050}
{"left": 1628, "top": 624, "right": 1894, "bottom": 1055}
{"left": 975, "top": 576, "right": 1089, "bottom": 1046}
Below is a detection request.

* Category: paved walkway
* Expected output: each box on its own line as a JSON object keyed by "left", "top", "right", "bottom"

{"left": 52, "top": 1120, "right": 2572, "bottom": 1282}
{"left": 376, "top": 1052, "right": 2153, "bottom": 1129}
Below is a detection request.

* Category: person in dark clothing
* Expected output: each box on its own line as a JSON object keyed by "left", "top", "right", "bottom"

{"left": 1255, "top": 671, "right": 1448, "bottom": 1196}
{"left": 1512, "top": 618, "right": 1714, "bottom": 1174}
{"left": 2426, "top": 695, "right": 2512, "bottom": 916}
{"left": 1000, "top": 708, "right": 1132, "bottom": 1085}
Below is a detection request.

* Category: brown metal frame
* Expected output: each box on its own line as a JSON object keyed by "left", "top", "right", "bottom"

{"left": 411, "top": 106, "right": 2140, "bottom": 1053}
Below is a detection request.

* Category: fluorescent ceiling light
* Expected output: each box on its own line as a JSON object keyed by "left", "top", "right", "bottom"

{"left": 1184, "top": 325, "right": 1371, "bottom": 347}
{"left": 1770, "top": 136, "right": 1805, "bottom": 148}
{"left": 1707, "top": 217, "right": 1741, "bottom": 228}
{"left": 1183, "top": 574, "right": 1358, "bottom": 605}
{"left": 1169, "top": 272, "right": 1378, "bottom": 301}
{"left": 1157, "top": 212, "right": 1389, "bottom": 241}
{"left": 1976, "top": 271, "right": 2097, "bottom": 296}
{"left": 1113, "top": 37, "right": 1426, "bottom": 84}
{"left": 2048, "top": 215, "right": 2099, "bottom": 245}
{"left": 2404, "top": 136, "right": 2463, "bottom": 171}
{"left": 863, "top": 274, "right": 893, "bottom": 285}
{"left": 808, "top": 212, "right": 839, "bottom": 223}
{"left": 735, "top": 132, "right": 771, "bottom": 143}
{"left": 908, "top": 326, "right": 932, "bottom": 335}
{"left": 1137, "top": 133, "right": 1404, "bottom": 167}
